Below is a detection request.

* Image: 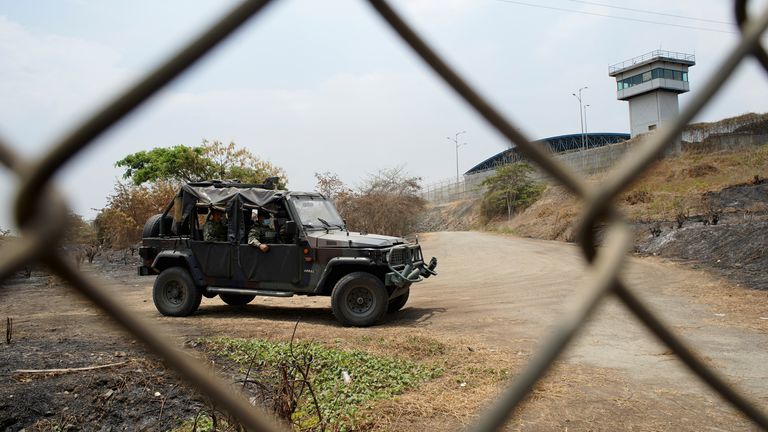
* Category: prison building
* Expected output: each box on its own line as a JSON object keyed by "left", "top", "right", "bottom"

{"left": 464, "top": 132, "right": 630, "bottom": 174}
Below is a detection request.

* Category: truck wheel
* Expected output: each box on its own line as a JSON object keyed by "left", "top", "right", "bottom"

{"left": 331, "top": 272, "right": 388, "bottom": 327}
{"left": 220, "top": 294, "right": 255, "bottom": 306}
{"left": 153, "top": 267, "right": 202, "bottom": 317}
{"left": 387, "top": 287, "right": 410, "bottom": 313}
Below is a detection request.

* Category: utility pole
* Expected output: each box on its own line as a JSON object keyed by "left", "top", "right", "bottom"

{"left": 446, "top": 131, "right": 467, "bottom": 184}
{"left": 572, "top": 86, "right": 588, "bottom": 151}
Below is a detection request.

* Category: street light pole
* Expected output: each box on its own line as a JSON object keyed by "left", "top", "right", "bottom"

{"left": 584, "top": 104, "right": 591, "bottom": 149}
{"left": 572, "top": 86, "right": 588, "bottom": 151}
{"left": 447, "top": 131, "right": 467, "bottom": 184}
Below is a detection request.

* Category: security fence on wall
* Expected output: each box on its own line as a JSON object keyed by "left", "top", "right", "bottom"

{"left": 421, "top": 176, "right": 481, "bottom": 204}
{"left": 422, "top": 139, "right": 640, "bottom": 204}
{"left": 1, "top": 1, "right": 767, "bottom": 431}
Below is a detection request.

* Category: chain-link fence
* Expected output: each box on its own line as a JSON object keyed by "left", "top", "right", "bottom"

{"left": 1, "top": 0, "right": 767, "bottom": 430}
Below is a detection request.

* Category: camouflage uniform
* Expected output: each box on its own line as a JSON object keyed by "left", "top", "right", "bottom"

{"left": 203, "top": 219, "right": 227, "bottom": 242}
{"left": 248, "top": 223, "right": 277, "bottom": 247}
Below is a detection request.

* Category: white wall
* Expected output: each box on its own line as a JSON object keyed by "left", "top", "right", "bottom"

{"left": 628, "top": 91, "right": 681, "bottom": 153}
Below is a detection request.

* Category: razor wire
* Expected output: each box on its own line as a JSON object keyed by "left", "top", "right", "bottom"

{"left": 0, "top": 0, "right": 766, "bottom": 430}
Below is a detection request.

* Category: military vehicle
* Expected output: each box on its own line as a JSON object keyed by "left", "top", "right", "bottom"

{"left": 138, "top": 180, "right": 438, "bottom": 327}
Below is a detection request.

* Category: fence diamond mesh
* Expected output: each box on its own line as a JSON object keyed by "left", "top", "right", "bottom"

{"left": 1, "top": 0, "right": 767, "bottom": 430}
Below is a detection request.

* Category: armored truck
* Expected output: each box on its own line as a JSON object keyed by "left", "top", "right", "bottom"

{"left": 138, "top": 181, "right": 437, "bottom": 327}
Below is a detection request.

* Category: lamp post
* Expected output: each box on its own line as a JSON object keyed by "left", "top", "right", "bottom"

{"left": 446, "top": 131, "right": 467, "bottom": 184}
{"left": 584, "top": 104, "right": 591, "bottom": 149}
{"left": 571, "top": 86, "right": 588, "bottom": 151}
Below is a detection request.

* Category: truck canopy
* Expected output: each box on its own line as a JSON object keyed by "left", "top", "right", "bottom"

{"left": 175, "top": 183, "right": 323, "bottom": 243}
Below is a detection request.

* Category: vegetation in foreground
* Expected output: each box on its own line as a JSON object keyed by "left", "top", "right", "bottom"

{"left": 198, "top": 336, "right": 444, "bottom": 431}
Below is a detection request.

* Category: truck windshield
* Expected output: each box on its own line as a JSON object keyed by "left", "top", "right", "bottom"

{"left": 290, "top": 196, "right": 345, "bottom": 229}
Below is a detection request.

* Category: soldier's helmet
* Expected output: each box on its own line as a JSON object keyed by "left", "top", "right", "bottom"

{"left": 209, "top": 207, "right": 224, "bottom": 219}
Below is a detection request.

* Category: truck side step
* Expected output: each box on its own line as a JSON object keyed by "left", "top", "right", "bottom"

{"left": 206, "top": 287, "right": 294, "bottom": 298}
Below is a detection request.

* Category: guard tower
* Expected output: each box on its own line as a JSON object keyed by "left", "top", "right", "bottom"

{"left": 609, "top": 50, "right": 695, "bottom": 154}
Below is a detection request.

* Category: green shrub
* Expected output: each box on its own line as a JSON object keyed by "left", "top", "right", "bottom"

{"left": 204, "top": 337, "right": 443, "bottom": 430}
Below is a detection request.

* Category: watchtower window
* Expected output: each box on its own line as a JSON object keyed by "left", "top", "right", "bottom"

{"left": 617, "top": 67, "right": 689, "bottom": 90}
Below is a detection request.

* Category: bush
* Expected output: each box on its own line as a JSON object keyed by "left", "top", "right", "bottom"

{"left": 204, "top": 337, "right": 442, "bottom": 431}
{"left": 317, "top": 168, "right": 426, "bottom": 237}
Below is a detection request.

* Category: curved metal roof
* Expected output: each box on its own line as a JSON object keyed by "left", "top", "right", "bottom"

{"left": 465, "top": 132, "right": 630, "bottom": 174}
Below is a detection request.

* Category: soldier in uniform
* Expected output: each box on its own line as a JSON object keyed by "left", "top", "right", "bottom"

{"left": 203, "top": 208, "right": 227, "bottom": 242}
{"left": 248, "top": 211, "right": 276, "bottom": 252}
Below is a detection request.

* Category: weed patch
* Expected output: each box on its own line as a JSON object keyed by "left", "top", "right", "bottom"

{"left": 202, "top": 337, "right": 443, "bottom": 430}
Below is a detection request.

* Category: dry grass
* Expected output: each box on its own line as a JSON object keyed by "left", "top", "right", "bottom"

{"left": 328, "top": 329, "right": 754, "bottom": 431}
{"left": 498, "top": 144, "right": 768, "bottom": 240}
{"left": 655, "top": 258, "right": 768, "bottom": 332}
{"left": 365, "top": 342, "right": 521, "bottom": 431}
{"left": 488, "top": 185, "right": 583, "bottom": 241}
{"left": 620, "top": 144, "right": 768, "bottom": 221}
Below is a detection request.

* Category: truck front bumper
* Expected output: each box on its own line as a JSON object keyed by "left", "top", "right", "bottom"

{"left": 385, "top": 254, "right": 438, "bottom": 288}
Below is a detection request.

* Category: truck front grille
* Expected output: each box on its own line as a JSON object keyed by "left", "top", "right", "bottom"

{"left": 387, "top": 245, "right": 422, "bottom": 266}
{"left": 388, "top": 248, "right": 405, "bottom": 266}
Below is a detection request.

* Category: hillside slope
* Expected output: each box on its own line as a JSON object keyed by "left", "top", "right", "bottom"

{"left": 492, "top": 143, "right": 768, "bottom": 289}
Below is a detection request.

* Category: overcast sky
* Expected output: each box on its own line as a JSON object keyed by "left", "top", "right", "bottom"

{"left": 0, "top": 0, "right": 766, "bottom": 229}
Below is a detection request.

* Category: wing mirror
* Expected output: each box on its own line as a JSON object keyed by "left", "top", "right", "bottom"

{"left": 285, "top": 221, "right": 297, "bottom": 235}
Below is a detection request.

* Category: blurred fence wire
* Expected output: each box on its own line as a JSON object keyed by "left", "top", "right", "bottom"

{"left": 1, "top": 0, "right": 767, "bottom": 430}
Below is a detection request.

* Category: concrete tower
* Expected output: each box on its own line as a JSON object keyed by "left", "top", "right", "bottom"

{"left": 609, "top": 50, "right": 695, "bottom": 154}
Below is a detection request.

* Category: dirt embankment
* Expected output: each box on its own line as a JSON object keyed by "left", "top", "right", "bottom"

{"left": 418, "top": 199, "right": 478, "bottom": 232}
{"left": 637, "top": 182, "right": 768, "bottom": 290}
{"left": 429, "top": 144, "right": 768, "bottom": 290}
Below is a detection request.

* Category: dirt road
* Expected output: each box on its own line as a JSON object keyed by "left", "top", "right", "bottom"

{"left": 2, "top": 231, "right": 767, "bottom": 430}
{"left": 417, "top": 232, "right": 768, "bottom": 388}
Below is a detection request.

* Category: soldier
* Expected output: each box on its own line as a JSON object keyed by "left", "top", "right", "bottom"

{"left": 248, "top": 211, "right": 276, "bottom": 252}
{"left": 203, "top": 208, "right": 227, "bottom": 242}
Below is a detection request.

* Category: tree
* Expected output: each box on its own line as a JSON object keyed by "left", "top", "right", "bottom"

{"left": 480, "top": 163, "right": 545, "bottom": 221}
{"left": 358, "top": 167, "right": 422, "bottom": 197}
{"left": 314, "top": 171, "right": 352, "bottom": 200}
{"left": 331, "top": 167, "right": 426, "bottom": 237}
{"left": 94, "top": 180, "right": 178, "bottom": 249}
{"left": 115, "top": 145, "right": 207, "bottom": 185}
{"left": 116, "top": 139, "right": 287, "bottom": 187}
{"left": 65, "top": 211, "right": 98, "bottom": 246}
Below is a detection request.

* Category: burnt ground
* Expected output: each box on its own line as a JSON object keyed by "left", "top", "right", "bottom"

{"left": 0, "top": 336, "right": 199, "bottom": 431}
{"left": 0, "top": 266, "right": 202, "bottom": 432}
{"left": 635, "top": 182, "right": 768, "bottom": 290}
{"left": 0, "top": 260, "right": 271, "bottom": 432}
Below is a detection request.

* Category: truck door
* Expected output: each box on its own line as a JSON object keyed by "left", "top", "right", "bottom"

{"left": 235, "top": 204, "right": 301, "bottom": 284}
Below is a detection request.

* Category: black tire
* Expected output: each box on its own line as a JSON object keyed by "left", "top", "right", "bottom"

{"left": 331, "top": 272, "right": 388, "bottom": 327}
{"left": 220, "top": 294, "right": 255, "bottom": 306}
{"left": 387, "top": 287, "right": 410, "bottom": 313}
{"left": 153, "top": 267, "right": 202, "bottom": 317}
{"left": 142, "top": 214, "right": 163, "bottom": 238}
